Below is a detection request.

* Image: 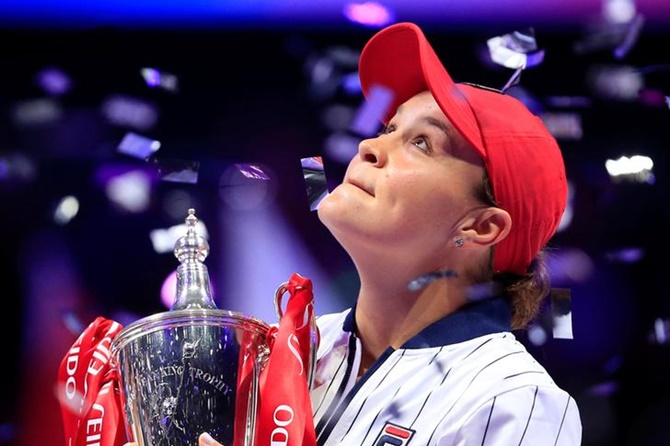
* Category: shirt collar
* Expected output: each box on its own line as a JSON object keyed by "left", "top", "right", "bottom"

{"left": 342, "top": 297, "right": 512, "bottom": 348}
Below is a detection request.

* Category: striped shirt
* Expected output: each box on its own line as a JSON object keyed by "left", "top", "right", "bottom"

{"left": 311, "top": 297, "right": 582, "bottom": 445}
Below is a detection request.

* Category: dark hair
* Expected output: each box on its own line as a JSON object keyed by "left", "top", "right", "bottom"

{"left": 474, "top": 172, "right": 552, "bottom": 330}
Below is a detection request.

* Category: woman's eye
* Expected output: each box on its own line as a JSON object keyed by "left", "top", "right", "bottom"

{"left": 378, "top": 124, "right": 396, "bottom": 136}
{"left": 413, "top": 137, "right": 430, "bottom": 153}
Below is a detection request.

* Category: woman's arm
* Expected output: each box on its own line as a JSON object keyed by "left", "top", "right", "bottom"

{"left": 454, "top": 386, "right": 582, "bottom": 445}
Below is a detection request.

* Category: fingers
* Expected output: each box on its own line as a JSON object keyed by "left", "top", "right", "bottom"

{"left": 199, "top": 432, "right": 223, "bottom": 446}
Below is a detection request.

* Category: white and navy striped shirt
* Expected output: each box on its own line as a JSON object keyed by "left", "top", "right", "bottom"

{"left": 311, "top": 298, "right": 582, "bottom": 445}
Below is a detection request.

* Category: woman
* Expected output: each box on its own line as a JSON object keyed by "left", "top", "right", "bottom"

{"left": 132, "top": 21, "right": 582, "bottom": 446}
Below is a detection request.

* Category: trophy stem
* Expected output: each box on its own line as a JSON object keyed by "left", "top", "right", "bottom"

{"left": 174, "top": 263, "right": 216, "bottom": 310}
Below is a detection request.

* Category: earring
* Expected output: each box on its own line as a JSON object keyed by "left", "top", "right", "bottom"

{"left": 454, "top": 237, "right": 465, "bottom": 248}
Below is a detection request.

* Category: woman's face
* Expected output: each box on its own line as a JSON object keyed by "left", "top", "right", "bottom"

{"left": 317, "top": 91, "right": 487, "bottom": 262}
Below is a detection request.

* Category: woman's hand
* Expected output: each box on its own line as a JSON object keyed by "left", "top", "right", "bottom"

{"left": 198, "top": 433, "right": 222, "bottom": 445}
{"left": 123, "top": 433, "right": 222, "bottom": 446}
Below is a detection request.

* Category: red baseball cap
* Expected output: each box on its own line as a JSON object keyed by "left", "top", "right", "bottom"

{"left": 358, "top": 22, "right": 567, "bottom": 275}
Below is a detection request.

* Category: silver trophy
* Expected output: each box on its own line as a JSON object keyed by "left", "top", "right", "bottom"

{"left": 111, "top": 208, "right": 305, "bottom": 446}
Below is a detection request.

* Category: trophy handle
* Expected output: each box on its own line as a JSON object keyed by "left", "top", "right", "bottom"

{"left": 273, "top": 281, "right": 318, "bottom": 391}
{"left": 273, "top": 281, "right": 289, "bottom": 320}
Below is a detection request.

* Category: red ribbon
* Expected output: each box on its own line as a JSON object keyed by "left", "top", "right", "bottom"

{"left": 255, "top": 272, "right": 318, "bottom": 446}
{"left": 57, "top": 316, "right": 126, "bottom": 446}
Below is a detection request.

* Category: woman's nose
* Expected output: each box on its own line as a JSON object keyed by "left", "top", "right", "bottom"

{"left": 357, "top": 138, "right": 386, "bottom": 166}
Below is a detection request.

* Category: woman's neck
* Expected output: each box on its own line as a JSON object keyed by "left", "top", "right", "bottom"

{"left": 353, "top": 275, "right": 468, "bottom": 374}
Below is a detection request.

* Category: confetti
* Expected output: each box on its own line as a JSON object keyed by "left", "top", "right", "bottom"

{"left": 301, "top": 156, "right": 329, "bottom": 211}
{"left": 407, "top": 270, "right": 458, "bottom": 292}
{"left": 236, "top": 163, "right": 271, "bottom": 181}
{"left": 153, "top": 158, "right": 200, "bottom": 184}
{"left": 219, "top": 163, "right": 276, "bottom": 210}
{"left": 551, "top": 288, "right": 573, "bottom": 339}
{"left": 486, "top": 29, "right": 544, "bottom": 92}
{"left": 117, "top": 132, "right": 161, "bottom": 159}
{"left": 486, "top": 29, "right": 544, "bottom": 69}
{"left": 349, "top": 84, "right": 393, "bottom": 136}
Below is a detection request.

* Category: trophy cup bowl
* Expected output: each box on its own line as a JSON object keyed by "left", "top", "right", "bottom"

{"left": 110, "top": 209, "right": 272, "bottom": 446}
{"left": 111, "top": 309, "right": 270, "bottom": 446}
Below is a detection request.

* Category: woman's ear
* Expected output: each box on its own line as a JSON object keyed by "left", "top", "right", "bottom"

{"left": 460, "top": 207, "right": 512, "bottom": 248}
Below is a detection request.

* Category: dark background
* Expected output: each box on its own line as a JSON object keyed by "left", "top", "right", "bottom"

{"left": 1, "top": 5, "right": 670, "bottom": 445}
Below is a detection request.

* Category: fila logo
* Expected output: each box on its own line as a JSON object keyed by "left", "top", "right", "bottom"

{"left": 373, "top": 422, "right": 415, "bottom": 446}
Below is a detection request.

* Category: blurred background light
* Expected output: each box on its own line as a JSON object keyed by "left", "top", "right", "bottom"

{"left": 101, "top": 95, "right": 159, "bottom": 131}
{"left": 0, "top": 151, "right": 37, "bottom": 184}
{"left": 343, "top": 1, "right": 395, "bottom": 28}
{"left": 52, "top": 195, "right": 80, "bottom": 225}
{"left": 605, "top": 154, "right": 654, "bottom": 183}
{"left": 140, "top": 67, "right": 179, "bottom": 92}
{"left": 160, "top": 270, "right": 179, "bottom": 309}
{"left": 35, "top": 67, "right": 72, "bottom": 96}
{"left": 105, "top": 170, "right": 153, "bottom": 213}
{"left": 11, "top": 98, "right": 62, "bottom": 127}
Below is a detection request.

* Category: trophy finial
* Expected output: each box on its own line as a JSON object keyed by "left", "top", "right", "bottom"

{"left": 174, "top": 208, "right": 210, "bottom": 264}
{"left": 171, "top": 208, "right": 216, "bottom": 310}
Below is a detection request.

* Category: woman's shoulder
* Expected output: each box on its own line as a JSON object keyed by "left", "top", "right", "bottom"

{"left": 452, "top": 332, "right": 562, "bottom": 389}
{"left": 315, "top": 308, "right": 352, "bottom": 331}
{"left": 314, "top": 308, "right": 354, "bottom": 356}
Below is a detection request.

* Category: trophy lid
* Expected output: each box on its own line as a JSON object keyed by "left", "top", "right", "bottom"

{"left": 174, "top": 208, "right": 209, "bottom": 264}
